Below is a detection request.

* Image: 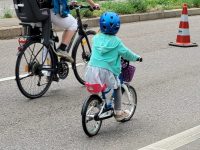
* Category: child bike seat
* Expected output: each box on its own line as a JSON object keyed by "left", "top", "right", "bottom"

{"left": 13, "top": 0, "right": 51, "bottom": 46}
{"left": 13, "top": 0, "right": 50, "bottom": 23}
{"left": 85, "top": 83, "right": 107, "bottom": 94}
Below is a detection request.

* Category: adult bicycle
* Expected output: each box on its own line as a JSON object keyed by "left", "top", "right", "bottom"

{"left": 82, "top": 59, "right": 140, "bottom": 137}
{"left": 15, "top": 4, "right": 96, "bottom": 99}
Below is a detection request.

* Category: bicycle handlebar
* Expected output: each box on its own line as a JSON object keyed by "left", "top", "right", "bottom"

{"left": 121, "top": 56, "right": 142, "bottom": 69}
{"left": 69, "top": 4, "right": 95, "bottom": 11}
{"left": 121, "top": 58, "right": 130, "bottom": 70}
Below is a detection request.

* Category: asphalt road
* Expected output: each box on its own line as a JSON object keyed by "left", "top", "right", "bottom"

{"left": 0, "top": 15, "right": 200, "bottom": 149}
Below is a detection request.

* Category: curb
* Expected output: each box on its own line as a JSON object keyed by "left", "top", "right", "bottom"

{"left": 0, "top": 8, "right": 200, "bottom": 39}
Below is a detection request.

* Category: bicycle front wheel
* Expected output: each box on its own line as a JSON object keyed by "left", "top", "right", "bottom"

{"left": 15, "top": 40, "right": 55, "bottom": 99}
{"left": 72, "top": 30, "right": 96, "bottom": 85}
{"left": 82, "top": 95, "right": 103, "bottom": 137}
{"left": 121, "top": 84, "right": 137, "bottom": 122}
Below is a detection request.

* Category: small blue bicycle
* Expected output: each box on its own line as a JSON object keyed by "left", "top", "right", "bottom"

{"left": 81, "top": 59, "right": 138, "bottom": 137}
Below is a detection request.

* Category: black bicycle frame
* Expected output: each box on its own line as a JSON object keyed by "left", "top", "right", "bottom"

{"left": 24, "top": 5, "right": 93, "bottom": 75}
{"left": 67, "top": 6, "right": 92, "bottom": 53}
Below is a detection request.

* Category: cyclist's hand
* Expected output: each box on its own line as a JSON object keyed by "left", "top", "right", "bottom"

{"left": 70, "top": 0, "right": 78, "bottom": 6}
{"left": 92, "top": 3, "right": 100, "bottom": 10}
{"left": 69, "top": 1, "right": 80, "bottom": 7}
{"left": 69, "top": 1, "right": 79, "bottom": 9}
{"left": 136, "top": 57, "right": 143, "bottom": 62}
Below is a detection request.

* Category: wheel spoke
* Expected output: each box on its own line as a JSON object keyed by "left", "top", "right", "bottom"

{"left": 19, "top": 73, "right": 33, "bottom": 80}
{"left": 15, "top": 41, "right": 53, "bottom": 98}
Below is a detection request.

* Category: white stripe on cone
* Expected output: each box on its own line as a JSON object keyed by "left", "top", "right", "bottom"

{"left": 180, "top": 15, "right": 189, "bottom": 22}
{"left": 177, "top": 28, "right": 190, "bottom": 36}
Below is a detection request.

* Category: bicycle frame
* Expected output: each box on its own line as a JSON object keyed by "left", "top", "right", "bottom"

{"left": 40, "top": 5, "right": 94, "bottom": 76}
{"left": 66, "top": 5, "right": 93, "bottom": 54}
{"left": 16, "top": 5, "right": 95, "bottom": 85}
{"left": 15, "top": 4, "right": 97, "bottom": 98}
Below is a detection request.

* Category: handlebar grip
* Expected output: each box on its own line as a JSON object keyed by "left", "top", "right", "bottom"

{"left": 136, "top": 57, "right": 143, "bottom": 62}
{"left": 80, "top": 5, "right": 91, "bottom": 9}
{"left": 68, "top": 5, "right": 74, "bottom": 10}
{"left": 121, "top": 58, "right": 130, "bottom": 69}
{"left": 69, "top": 4, "right": 93, "bottom": 11}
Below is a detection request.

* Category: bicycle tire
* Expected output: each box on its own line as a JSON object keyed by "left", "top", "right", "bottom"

{"left": 120, "top": 84, "right": 137, "bottom": 122}
{"left": 72, "top": 30, "right": 96, "bottom": 85}
{"left": 15, "top": 40, "right": 55, "bottom": 99}
{"left": 82, "top": 94, "right": 103, "bottom": 137}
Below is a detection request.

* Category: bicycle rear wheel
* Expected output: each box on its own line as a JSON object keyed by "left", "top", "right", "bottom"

{"left": 121, "top": 84, "right": 137, "bottom": 122}
{"left": 82, "top": 95, "right": 103, "bottom": 137}
{"left": 72, "top": 30, "right": 96, "bottom": 85}
{"left": 15, "top": 40, "right": 55, "bottom": 99}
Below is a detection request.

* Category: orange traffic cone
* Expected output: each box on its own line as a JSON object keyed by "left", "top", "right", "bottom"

{"left": 169, "top": 3, "right": 198, "bottom": 47}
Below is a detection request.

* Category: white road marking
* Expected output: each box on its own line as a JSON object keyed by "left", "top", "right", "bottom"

{"left": 0, "top": 74, "right": 29, "bottom": 82}
{"left": 138, "top": 125, "right": 200, "bottom": 150}
{"left": 0, "top": 76, "right": 15, "bottom": 82}
{"left": 0, "top": 63, "right": 86, "bottom": 83}
{"left": 75, "top": 62, "right": 85, "bottom": 67}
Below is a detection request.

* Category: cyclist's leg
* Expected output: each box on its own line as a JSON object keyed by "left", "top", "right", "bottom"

{"left": 61, "top": 30, "right": 76, "bottom": 48}
{"left": 51, "top": 11, "right": 77, "bottom": 31}
{"left": 113, "top": 85, "right": 130, "bottom": 121}
{"left": 50, "top": 10, "right": 77, "bottom": 62}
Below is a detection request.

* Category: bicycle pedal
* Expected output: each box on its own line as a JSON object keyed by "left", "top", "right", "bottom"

{"left": 61, "top": 57, "right": 74, "bottom": 63}
{"left": 103, "top": 107, "right": 113, "bottom": 113}
{"left": 99, "top": 110, "right": 113, "bottom": 119}
{"left": 60, "top": 57, "right": 67, "bottom": 62}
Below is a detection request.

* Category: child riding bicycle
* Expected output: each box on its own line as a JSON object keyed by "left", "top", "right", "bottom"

{"left": 85, "top": 12, "right": 142, "bottom": 121}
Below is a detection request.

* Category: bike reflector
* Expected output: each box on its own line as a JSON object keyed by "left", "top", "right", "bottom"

{"left": 24, "top": 65, "right": 29, "bottom": 72}
{"left": 82, "top": 39, "right": 87, "bottom": 45}
{"left": 18, "top": 38, "right": 28, "bottom": 45}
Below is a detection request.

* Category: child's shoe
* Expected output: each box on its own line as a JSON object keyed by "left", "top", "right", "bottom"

{"left": 114, "top": 110, "right": 130, "bottom": 122}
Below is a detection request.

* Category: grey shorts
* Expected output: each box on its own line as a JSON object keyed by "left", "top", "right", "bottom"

{"left": 50, "top": 10, "right": 78, "bottom": 31}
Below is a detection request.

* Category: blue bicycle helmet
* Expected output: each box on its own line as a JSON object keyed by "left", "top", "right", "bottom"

{"left": 99, "top": 12, "right": 120, "bottom": 35}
